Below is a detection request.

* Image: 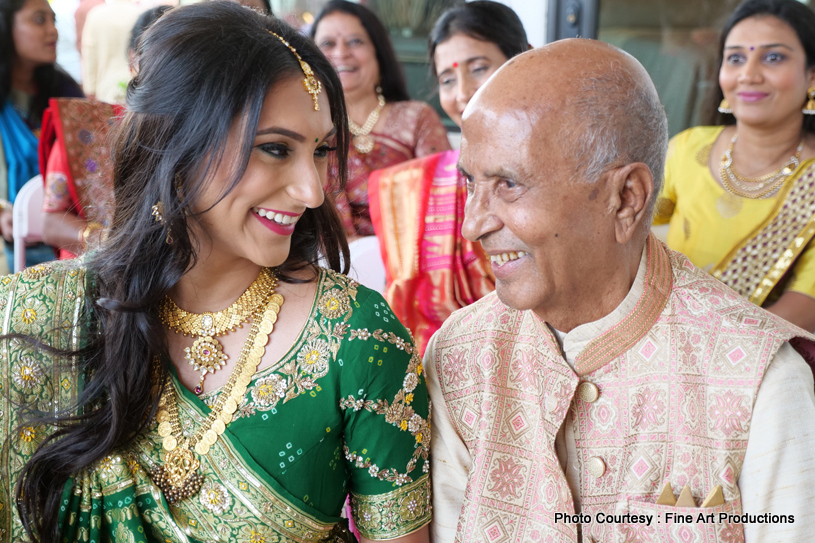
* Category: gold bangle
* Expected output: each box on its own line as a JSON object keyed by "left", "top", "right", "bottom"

{"left": 82, "top": 221, "right": 104, "bottom": 246}
{"left": 0, "top": 199, "right": 12, "bottom": 213}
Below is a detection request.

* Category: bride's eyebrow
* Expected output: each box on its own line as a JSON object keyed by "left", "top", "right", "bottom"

{"left": 256, "top": 126, "right": 304, "bottom": 142}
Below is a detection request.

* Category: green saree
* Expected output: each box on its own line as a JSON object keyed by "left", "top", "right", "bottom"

{"left": 0, "top": 263, "right": 431, "bottom": 542}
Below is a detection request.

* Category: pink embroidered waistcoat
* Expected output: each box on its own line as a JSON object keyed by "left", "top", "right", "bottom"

{"left": 430, "top": 235, "right": 815, "bottom": 542}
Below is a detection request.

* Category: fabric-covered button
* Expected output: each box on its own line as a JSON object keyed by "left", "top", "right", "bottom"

{"left": 588, "top": 457, "right": 606, "bottom": 478}
{"left": 577, "top": 381, "right": 599, "bottom": 403}
{"left": 545, "top": 395, "right": 558, "bottom": 413}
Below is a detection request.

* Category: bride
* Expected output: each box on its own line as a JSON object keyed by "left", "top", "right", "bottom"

{"left": 1, "top": 3, "right": 430, "bottom": 542}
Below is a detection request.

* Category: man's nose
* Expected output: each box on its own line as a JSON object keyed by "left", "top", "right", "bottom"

{"left": 462, "top": 183, "right": 501, "bottom": 243}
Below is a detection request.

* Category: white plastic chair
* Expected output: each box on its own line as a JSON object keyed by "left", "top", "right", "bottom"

{"left": 12, "top": 175, "right": 45, "bottom": 273}
{"left": 347, "top": 236, "right": 386, "bottom": 294}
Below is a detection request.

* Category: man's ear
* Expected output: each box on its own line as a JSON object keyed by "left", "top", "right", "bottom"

{"left": 607, "top": 162, "right": 654, "bottom": 244}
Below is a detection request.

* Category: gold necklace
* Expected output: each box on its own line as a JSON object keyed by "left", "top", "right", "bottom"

{"left": 720, "top": 134, "right": 805, "bottom": 199}
{"left": 348, "top": 93, "right": 385, "bottom": 154}
{"left": 159, "top": 268, "right": 277, "bottom": 394}
{"left": 152, "top": 286, "right": 284, "bottom": 504}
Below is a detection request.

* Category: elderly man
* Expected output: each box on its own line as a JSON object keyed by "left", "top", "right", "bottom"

{"left": 425, "top": 39, "right": 815, "bottom": 543}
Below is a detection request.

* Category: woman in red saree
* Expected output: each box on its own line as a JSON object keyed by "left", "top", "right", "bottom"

{"left": 369, "top": 1, "right": 530, "bottom": 354}
{"left": 312, "top": 1, "right": 450, "bottom": 238}
{"left": 39, "top": 98, "right": 121, "bottom": 259}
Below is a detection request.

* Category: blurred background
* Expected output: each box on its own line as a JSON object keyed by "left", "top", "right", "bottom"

{"left": 48, "top": 0, "right": 812, "bottom": 136}
{"left": 256, "top": 0, "right": 805, "bottom": 137}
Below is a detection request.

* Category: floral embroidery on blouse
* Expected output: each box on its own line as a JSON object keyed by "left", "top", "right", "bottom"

{"left": 340, "top": 330, "right": 430, "bottom": 485}
{"left": 233, "top": 271, "right": 360, "bottom": 417}
{"left": 349, "top": 328, "right": 412, "bottom": 353}
{"left": 317, "top": 289, "right": 351, "bottom": 320}
{"left": 297, "top": 338, "right": 331, "bottom": 378}
{"left": 195, "top": 269, "right": 430, "bottom": 540}
{"left": 250, "top": 374, "right": 287, "bottom": 407}
{"left": 350, "top": 474, "right": 431, "bottom": 541}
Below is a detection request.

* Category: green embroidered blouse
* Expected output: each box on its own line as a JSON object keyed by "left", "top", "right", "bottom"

{"left": 0, "top": 263, "right": 431, "bottom": 542}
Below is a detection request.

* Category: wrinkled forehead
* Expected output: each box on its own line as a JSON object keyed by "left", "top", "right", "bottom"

{"left": 459, "top": 103, "right": 554, "bottom": 182}
{"left": 461, "top": 81, "right": 570, "bottom": 156}
{"left": 462, "top": 56, "right": 578, "bottom": 132}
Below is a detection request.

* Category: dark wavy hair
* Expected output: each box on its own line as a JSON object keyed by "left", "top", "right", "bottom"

{"left": 428, "top": 0, "right": 529, "bottom": 78}
{"left": 129, "top": 4, "right": 172, "bottom": 53}
{"left": 0, "top": 0, "right": 81, "bottom": 125}
{"left": 706, "top": 0, "right": 815, "bottom": 133}
{"left": 310, "top": 0, "right": 410, "bottom": 102}
{"left": 15, "top": 2, "right": 349, "bottom": 539}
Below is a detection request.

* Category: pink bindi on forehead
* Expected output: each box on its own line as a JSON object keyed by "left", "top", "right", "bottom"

{"left": 452, "top": 62, "right": 459, "bottom": 68}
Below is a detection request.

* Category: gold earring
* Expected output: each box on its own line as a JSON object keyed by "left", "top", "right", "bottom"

{"left": 803, "top": 87, "right": 815, "bottom": 115}
{"left": 151, "top": 201, "right": 173, "bottom": 244}
{"left": 718, "top": 98, "right": 733, "bottom": 114}
{"left": 151, "top": 201, "right": 164, "bottom": 223}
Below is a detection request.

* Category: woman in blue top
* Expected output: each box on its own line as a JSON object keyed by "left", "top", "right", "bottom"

{"left": 0, "top": 0, "right": 83, "bottom": 269}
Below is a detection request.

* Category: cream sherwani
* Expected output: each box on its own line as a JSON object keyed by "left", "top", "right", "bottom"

{"left": 426, "top": 234, "right": 815, "bottom": 542}
{"left": 81, "top": 0, "right": 141, "bottom": 105}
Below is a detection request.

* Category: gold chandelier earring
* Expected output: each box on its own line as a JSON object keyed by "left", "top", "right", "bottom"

{"left": 718, "top": 98, "right": 733, "bottom": 114}
{"left": 151, "top": 201, "right": 174, "bottom": 244}
{"left": 151, "top": 201, "right": 164, "bottom": 223}
{"left": 803, "top": 87, "right": 815, "bottom": 115}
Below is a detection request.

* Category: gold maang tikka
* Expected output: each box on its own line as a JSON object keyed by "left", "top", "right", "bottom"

{"left": 266, "top": 30, "right": 322, "bottom": 111}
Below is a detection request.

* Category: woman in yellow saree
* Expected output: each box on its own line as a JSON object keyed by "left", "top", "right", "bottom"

{"left": 0, "top": 3, "right": 430, "bottom": 542}
{"left": 654, "top": 0, "right": 815, "bottom": 331}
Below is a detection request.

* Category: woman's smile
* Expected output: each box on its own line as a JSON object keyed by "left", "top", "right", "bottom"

{"left": 251, "top": 207, "right": 300, "bottom": 236}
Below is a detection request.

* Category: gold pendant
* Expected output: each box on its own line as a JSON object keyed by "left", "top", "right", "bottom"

{"left": 184, "top": 336, "right": 228, "bottom": 394}
{"left": 353, "top": 134, "right": 374, "bottom": 154}
{"left": 151, "top": 447, "right": 205, "bottom": 504}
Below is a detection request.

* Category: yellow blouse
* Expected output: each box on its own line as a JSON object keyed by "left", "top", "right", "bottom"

{"left": 654, "top": 125, "right": 815, "bottom": 302}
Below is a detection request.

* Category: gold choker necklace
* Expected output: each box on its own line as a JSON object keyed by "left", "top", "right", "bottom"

{"left": 348, "top": 93, "right": 385, "bottom": 154}
{"left": 159, "top": 268, "right": 277, "bottom": 394}
{"left": 152, "top": 285, "right": 284, "bottom": 504}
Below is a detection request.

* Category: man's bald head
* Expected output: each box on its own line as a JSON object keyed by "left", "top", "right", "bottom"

{"left": 464, "top": 39, "right": 668, "bottom": 212}
{"left": 459, "top": 40, "right": 669, "bottom": 328}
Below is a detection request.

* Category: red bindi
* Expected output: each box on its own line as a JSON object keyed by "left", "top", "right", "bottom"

{"left": 452, "top": 62, "right": 458, "bottom": 68}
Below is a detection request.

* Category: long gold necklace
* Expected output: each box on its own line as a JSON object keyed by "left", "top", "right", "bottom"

{"left": 152, "top": 284, "right": 284, "bottom": 504}
{"left": 159, "top": 268, "right": 277, "bottom": 394}
{"left": 720, "top": 134, "right": 805, "bottom": 199}
{"left": 348, "top": 93, "right": 385, "bottom": 153}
